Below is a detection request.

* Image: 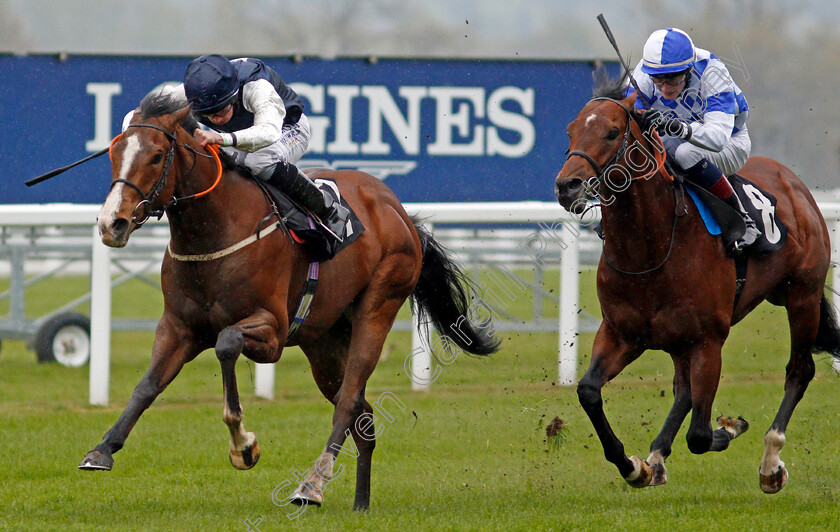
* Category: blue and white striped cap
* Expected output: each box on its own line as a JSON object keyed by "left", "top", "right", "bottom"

{"left": 641, "top": 28, "right": 695, "bottom": 75}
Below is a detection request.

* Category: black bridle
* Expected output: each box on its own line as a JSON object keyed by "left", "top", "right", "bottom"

{"left": 564, "top": 97, "right": 684, "bottom": 276}
{"left": 565, "top": 97, "right": 636, "bottom": 181}
{"left": 110, "top": 122, "right": 211, "bottom": 225}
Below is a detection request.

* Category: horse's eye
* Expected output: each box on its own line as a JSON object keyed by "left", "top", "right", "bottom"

{"left": 606, "top": 129, "right": 620, "bottom": 141}
{"left": 150, "top": 152, "right": 163, "bottom": 165}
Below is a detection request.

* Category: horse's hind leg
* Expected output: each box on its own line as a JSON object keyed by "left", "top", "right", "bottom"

{"left": 292, "top": 371, "right": 378, "bottom": 512}
{"left": 294, "top": 268, "right": 415, "bottom": 510}
{"left": 288, "top": 318, "right": 353, "bottom": 508}
{"left": 291, "top": 314, "right": 383, "bottom": 510}
{"left": 646, "top": 354, "right": 692, "bottom": 486}
{"left": 215, "top": 310, "right": 281, "bottom": 470}
{"left": 683, "top": 336, "right": 749, "bottom": 455}
{"left": 578, "top": 322, "right": 649, "bottom": 486}
{"left": 759, "top": 291, "right": 820, "bottom": 493}
{"left": 296, "top": 308, "right": 399, "bottom": 510}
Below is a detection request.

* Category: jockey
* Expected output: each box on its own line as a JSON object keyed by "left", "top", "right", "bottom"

{"left": 630, "top": 28, "right": 760, "bottom": 252}
{"left": 180, "top": 54, "right": 350, "bottom": 242}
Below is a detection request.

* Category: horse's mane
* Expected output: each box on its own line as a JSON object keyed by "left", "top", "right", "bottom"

{"left": 138, "top": 87, "right": 199, "bottom": 134}
{"left": 591, "top": 67, "right": 630, "bottom": 100}
{"left": 138, "top": 88, "right": 240, "bottom": 171}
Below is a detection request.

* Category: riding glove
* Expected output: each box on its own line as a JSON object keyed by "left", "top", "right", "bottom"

{"left": 641, "top": 109, "right": 692, "bottom": 140}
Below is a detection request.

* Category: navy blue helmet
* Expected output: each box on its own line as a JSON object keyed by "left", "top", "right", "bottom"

{"left": 184, "top": 54, "right": 239, "bottom": 114}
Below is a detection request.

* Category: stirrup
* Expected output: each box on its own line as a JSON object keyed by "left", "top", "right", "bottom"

{"left": 729, "top": 218, "right": 761, "bottom": 254}
{"left": 316, "top": 203, "right": 350, "bottom": 243}
{"left": 740, "top": 216, "right": 762, "bottom": 245}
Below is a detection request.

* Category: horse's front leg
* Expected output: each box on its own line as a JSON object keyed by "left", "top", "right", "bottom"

{"left": 578, "top": 322, "right": 648, "bottom": 487}
{"left": 215, "top": 309, "right": 281, "bottom": 470}
{"left": 80, "top": 314, "right": 198, "bottom": 470}
{"left": 646, "top": 354, "right": 692, "bottom": 486}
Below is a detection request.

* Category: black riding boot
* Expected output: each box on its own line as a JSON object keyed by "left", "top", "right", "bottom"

{"left": 723, "top": 193, "right": 761, "bottom": 251}
{"left": 684, "top": 158, "right": 761, "bottom": 252}
{"left": 265, "top": 162, "right": 351, "bottom": 241}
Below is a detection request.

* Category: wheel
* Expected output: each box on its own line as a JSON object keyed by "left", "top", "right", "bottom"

{"left": 35, "top": 312, "right": 91, "bottom": 367}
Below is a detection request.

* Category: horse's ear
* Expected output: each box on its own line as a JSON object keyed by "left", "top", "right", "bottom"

{"left": 622, "top": 90, "right": 639, "bottom": 109}
{"left": 171, "top": 106, "right": 192, "bottom": 125}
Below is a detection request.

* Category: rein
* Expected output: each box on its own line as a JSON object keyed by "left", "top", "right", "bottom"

{"left": 110, "top": 121, "right": 293, "bottom": 263}
{"left": 601, "top": 182, "right": 687, "bottom": 276}
{"left": 565, "top": 97, "right": 668, "bottom": 183}
{"left": 567, "top": 97, "right": 681, "bottom": 275}
{"left": 108, "top": 123, "right": 222, "bottom": 225}
{"left": 109, "top": 118, "right": 320, "bottom": 341}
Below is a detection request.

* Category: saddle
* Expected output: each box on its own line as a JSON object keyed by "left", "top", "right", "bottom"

{"left": 675, "top": 165, "right": 789, "bottom": 309}
{"left": 667, "top": 161, "right": 788, "bottom": 255}
{"left": 219, "top": 152, "right": 364, "bottom": 262}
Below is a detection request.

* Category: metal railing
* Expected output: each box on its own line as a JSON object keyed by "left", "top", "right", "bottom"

{"left": 4, "top": 201, "right": 840, "bottom": 404}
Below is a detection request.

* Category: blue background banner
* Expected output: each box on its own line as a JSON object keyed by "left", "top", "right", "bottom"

{"left": 0, "top": 54, "right": 615, "bottom": 204}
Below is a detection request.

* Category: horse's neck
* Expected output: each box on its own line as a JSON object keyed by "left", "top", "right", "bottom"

{"left": 166, "top": 152, "right": 267, "bottom": 254}
{"left": 601, "top": 177, "right": 676, "bottom": 262}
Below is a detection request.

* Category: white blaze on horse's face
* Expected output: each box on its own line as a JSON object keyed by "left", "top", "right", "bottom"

{"left": 98, "top": 135, "right": 142, "bottom": 247}
{"left": 584, "top": 113, "right": 597, "bottom": 128}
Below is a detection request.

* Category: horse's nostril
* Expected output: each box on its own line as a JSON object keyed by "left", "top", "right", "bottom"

{"left": 556, "top": 177, "right": 586, "bottom": 210}
{"left": 560, "top": 178, "right": 584, "bottom": 196}
{"left": 112, "top": 218, "right": 129, "bottom": 235}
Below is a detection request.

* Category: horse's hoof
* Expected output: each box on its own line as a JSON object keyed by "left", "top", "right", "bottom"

{"left": 649, "top": 462, "right": 668, "bottom": 486}
{"left": 625, "top": 456, "right": 653, "bottom": 488}
{"left": 229, "top": 441, "right": 261, "bottom": 470}
{"left": 717, "top": 415, "right": 749, "bottom": 439}
{"left": 760, "top": 466, "right": 788, "bottom": 494}
{"left": 290, "top": 483, "right": 323, "bottom": 507}
{"left": 79, "top": 449, "right": 113, "bottom": 471}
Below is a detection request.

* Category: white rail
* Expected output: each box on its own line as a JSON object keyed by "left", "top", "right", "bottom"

{"left": 3, "top": 201, "right": 840, "bottom": 404}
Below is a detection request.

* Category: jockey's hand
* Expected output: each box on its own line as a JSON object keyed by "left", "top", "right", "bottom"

{"left": 193, "top": 128, "right": 223, "bottom": 148}
{"left": 640, "top": 109, "right": 664, "bottom": 132}
{"left": 641, "top": 109, "right": 692, "bottom": 140}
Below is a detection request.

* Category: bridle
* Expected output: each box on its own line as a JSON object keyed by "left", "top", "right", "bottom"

{"left": 564, "top": 96, "right": 682, "bottom": 275}
{"left": 565, "top": 96, "right": 667, "bottom": 186}
{"left": 108, "top": 120, "right": 290, "bottom": 263}
{"left": 566, "top": 97, "right": 634, "bottom": 180}
{"left": 109, "top": 122, "right": 219, "bottom": 225}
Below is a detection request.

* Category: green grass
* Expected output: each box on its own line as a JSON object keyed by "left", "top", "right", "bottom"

{"left": 1, "top": 270, "right": 839, "bottom": 531}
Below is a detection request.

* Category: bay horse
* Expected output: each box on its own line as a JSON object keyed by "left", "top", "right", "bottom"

{"left": 554, "top": 74, "right": 840, "bottom": 493}
{"left": 81, "top": 91, "right": 499, "bottom": 511}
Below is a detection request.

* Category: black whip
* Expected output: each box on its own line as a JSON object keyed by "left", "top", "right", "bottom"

{"left": 25, "top": 147, "right": 110, "bottom": 187}
{"left": 597, "top": 13, "right": 652, "bottom": 110}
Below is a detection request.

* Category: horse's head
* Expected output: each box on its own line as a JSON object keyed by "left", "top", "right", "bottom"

{"left": 98, "top": 94, "right": 195, "bottom": 247}
{"left": 554, "top": 91, "right": 639, "bottom": 214}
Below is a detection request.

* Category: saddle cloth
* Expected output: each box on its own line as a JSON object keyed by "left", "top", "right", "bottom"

{"left": 686, "top": 173, "right": 788, "bottom": 254}
{"left": 263, "top": 177, "right": 365, "bottom": 262}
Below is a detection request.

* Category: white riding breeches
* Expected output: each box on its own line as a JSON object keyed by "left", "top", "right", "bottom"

{"left": 222, "top": 114, "right": 311, "bottom": 179}
{"left": 666, "top": 127, "right": 751, "bottom": 176}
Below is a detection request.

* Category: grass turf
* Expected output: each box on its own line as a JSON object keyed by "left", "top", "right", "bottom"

{"left": 1, "top": 270, "right": 839, "bottom": 531}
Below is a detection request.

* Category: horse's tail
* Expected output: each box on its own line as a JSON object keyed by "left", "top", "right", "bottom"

{"left": 813, "top": 294, "right": 840, "bottom": 360}
{"left": 410, "top": 217, "right": 500, "bottom": 356}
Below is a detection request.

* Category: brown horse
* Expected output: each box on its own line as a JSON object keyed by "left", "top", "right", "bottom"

{"left": 81, "top": 91, "right": 499, "bottom": 510}
{"left": 554, "top": 74, "right": 840, "bottom": 493}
